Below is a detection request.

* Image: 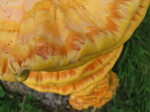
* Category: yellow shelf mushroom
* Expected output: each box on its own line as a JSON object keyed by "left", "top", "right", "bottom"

{"left": 0, "top": 0, "right": 149, "bottom": 110}
{"left": 24, "top": 46, "right": 122, "bottom": 95}
{"left": 24, "top": 45, "right": 123, "bottom": 110}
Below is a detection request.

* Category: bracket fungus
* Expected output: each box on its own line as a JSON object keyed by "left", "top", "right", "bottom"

{"left": 0, "top": 0, "right": 149, "bottom": 110}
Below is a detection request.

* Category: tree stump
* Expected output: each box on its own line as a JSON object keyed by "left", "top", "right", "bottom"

{"left": 0, "top": 80, "right": 69, "bottom": 109}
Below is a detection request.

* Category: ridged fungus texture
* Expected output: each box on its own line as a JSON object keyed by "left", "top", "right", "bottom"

{"left": 0, "top": 0, "right": 149, "bottom": 110}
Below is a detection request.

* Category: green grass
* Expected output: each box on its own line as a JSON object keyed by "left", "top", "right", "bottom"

{"left": 0, "top": 85, "right": 42, "bottom": 112}
{"left": 0, "top": 7, "right": 149, "bottom": 112}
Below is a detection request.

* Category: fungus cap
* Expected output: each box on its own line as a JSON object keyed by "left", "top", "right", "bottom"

{"left": 23, "top": 46, "right": 122, "bottom": 95}
{"left": 23, "top": 46, "right": 122, "bottom": 110}
{"left": 69, "top": 71, "right": 119, "bottom": 110}
{"left": 0, "top": 0, "right": 149, "bottom": 81}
